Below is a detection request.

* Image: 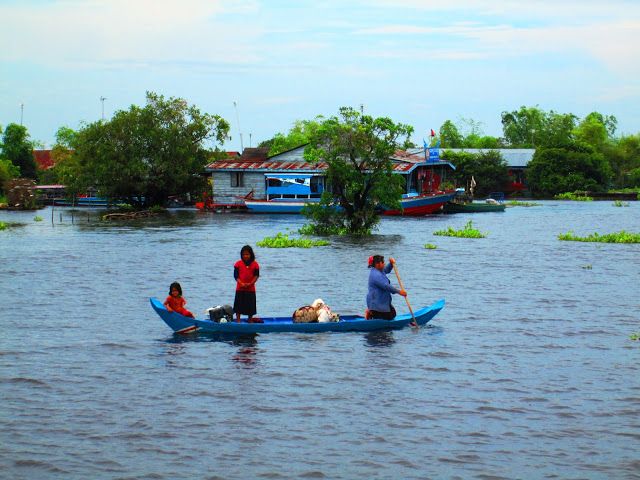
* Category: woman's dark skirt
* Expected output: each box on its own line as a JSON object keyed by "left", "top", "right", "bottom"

{"left": 234, "top": 290, "right": 257, "bottom": 316}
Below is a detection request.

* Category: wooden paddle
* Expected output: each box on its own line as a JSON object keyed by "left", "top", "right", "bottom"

{"left": 392, "top": 260, "right": 418, "bottom": 328}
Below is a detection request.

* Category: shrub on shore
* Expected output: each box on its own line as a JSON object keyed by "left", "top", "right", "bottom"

{"left": 554, "top": 192, "right": 593, "bottom": 201}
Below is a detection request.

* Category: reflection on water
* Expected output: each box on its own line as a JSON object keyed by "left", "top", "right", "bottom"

{"left": 364, "top": 330, "right": 396, "bottom": 347}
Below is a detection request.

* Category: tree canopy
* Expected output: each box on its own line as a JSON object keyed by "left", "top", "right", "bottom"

{"left": 66, "top": 92, "right": 229, "bottom": 207}
{"left": 1, "top": 123, "right": 37, "bottom": 179}
{"left": 303, "top": 107, "right": 412, "bottom": 235}
{"left": 441, "top": 150, "right": 510, "bottom": 196}
{"left": 258, "top": 117, "right": 325, "bottom": 156}
{"left": 526, "top": 144, "right": 612, "bottom": 196}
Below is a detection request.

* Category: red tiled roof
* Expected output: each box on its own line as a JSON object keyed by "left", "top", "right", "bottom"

{"left": 33, "top": 150, "right": 54, "bottom": 170}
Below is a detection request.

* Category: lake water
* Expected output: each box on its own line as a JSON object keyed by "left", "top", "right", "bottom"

{"left": 1, "top": 202, "right": 639, "bottom": 479}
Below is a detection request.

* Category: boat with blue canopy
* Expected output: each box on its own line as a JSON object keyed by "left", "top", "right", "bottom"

{"left": 150, "top": 297, "right": 445, "bottom": 334}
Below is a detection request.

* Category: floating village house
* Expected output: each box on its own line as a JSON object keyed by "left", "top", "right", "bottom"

{"left": 203, "top": 145, "right": 456, "bottom": 208}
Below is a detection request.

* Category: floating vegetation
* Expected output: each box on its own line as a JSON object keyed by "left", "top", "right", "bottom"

{"left": 554, "top": 192, "right": 593, "bottom": 201}
{"left": 257, "top": 232, "right": 330, "bottom": 248}
{"left": 581, "top": 264, "right": 592, "bottom": 269}
{"left": 0, "top": 221, "right": 7, "bottom": 230}
{"left": 630, "top": 332, "right": 640, "bottom": 341}
{"left": 558, "top": 230, "right": 640, "bottom": 243}
{"left": 433, "top": 220, "right": 486, "bottom": 239}
{"left": 507, "top": 200, "right": 541, "bottom": 207}
{"left": 424, "top": 243, "right": 437, "bottom": 249}
{"left": 612, "top": 200, "right": 630, "bottom": 207}
{"left": 33, "top": 215, "right": 43, "bottom": 222}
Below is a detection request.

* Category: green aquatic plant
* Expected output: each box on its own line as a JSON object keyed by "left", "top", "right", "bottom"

{"left": 257, "top": 232, "right": 330, "bottom": 248}
{"left": 33, "top": 216, "right": 43, "bottom": 222}
{"left": 424, "top": 243, "right": 437, "bottom": 249}
{"left": 433, "top": 220, "right": 486, "bottom": 239}
{"left": 630, "top": 332, "right": 640, "bottom": 341}
{"left": 558, "top": 230, "right": 640, "bottom": 243}
{"left": 298, "top": 223, "right": 349, "bottom": 236}
{"left": 612, "top": 200, "right": 629, "bottom": 207}
{"left": 0, "top": 221, "right": 7, "bottom": 230}
{"left": 581, "top": 264, "right": 592, "bottom": 269}
{"left": 554, "top": 192, "right": 593, "bottom": 201}
{"left": 506, "top": 200, "right": 541, "bottom": 207}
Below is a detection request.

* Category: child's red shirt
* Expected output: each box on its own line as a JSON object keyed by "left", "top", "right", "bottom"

{"left": 234, "top": 260, "right": 260, "bottom": 292}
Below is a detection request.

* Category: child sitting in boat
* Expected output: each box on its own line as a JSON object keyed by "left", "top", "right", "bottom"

{"left": 164, "top": 281, "right": 195, "bottom": 318}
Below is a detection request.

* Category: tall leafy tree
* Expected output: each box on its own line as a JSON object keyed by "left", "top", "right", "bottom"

{"left": 526, "top": 144, "right": 612, "bottom": 196}
{"left": 605, "top": 134, "right": 640, "bottom": 187}
{"left": 303, "top": 107, "right": 412, "bottom": 235}
{"left": 1, "top": 123, "right": 37, "bottom": 179}
{"left": 501, "top": 106, "right": 546, "bottom": 147}
{"left": 69, "top": 92, "right": 229, "bottom": 207}
{"left": 441, "top": 150, "right": 509, "bottom": 196}
{"left": 439, "top": 120, "right": 463, "bottom": 147}
{"left": 259, "top": 117, "right": 325, "bottom": 156}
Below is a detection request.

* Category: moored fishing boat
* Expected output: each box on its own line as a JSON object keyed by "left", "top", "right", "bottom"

{"left": 150, "top": 297, "right": 444, "bottom": 334}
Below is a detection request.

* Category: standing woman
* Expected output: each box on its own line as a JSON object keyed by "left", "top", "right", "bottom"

{"left": 233, "top": 245, "right": 260, "bottom": 323}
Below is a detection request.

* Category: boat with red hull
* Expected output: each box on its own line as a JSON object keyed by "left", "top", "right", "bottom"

{"left": 382, "top": 191, "right": 455, "bottom": 216}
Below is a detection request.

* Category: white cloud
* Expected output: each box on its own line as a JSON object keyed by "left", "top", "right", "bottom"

{"left": 0, "top": 0, "right": 262, "bottom": 65}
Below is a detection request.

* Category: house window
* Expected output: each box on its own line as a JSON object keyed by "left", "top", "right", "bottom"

{"left": 230, "top": 172, "right": 244, "bottom": 187}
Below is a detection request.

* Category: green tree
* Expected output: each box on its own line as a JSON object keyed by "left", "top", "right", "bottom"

{"left": 526, "top": 145, "right": 612, "bottom": 196}
{"left": 573, "top": 113, "right": 611, "bottom": 151}
{"left": 303, "top": 107, "right": 412, "bottom": 235}
{"left": 1, "top": 123, "right": 37, "bottom": 178}
{"left": 68, "top": 92, "right": 229, "bottom": 207}
{"left": 441, "top": 150, "right": 509, "bottom": 196}
{"left": 605, "top": 134, "right": 640, "bottom": 187}
{"left": 439, "top": 120, "right": 463, "bottom": 147}
{"left": 0, "top": 158, "right": 20, "bottom": 194}
{"left": 259, "top": 117, "right": 324, "bottom": 156}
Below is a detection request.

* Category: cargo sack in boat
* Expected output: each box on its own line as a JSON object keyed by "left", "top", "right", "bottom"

{"left": 207, "top": 305, "right": 234, "bottom": 323}
{"left": 292, "top": 305, "right": 318, "bottom": 323}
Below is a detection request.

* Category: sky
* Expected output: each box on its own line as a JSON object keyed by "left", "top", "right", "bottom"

{"left": 1, "top": 0, "right": 640, "bottom": 150}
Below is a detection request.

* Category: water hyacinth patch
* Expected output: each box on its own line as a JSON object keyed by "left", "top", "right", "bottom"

{"left": 507, "top": 200, "right": 541, "bottom": 207}
{"left": 554, "top": 192, "right": 593, "bottom": 201}
{"left": 612, "top": 200, "right": 629, "bottom": 207}
{"left": 433, "top": 220, "right": 486, "bottom": 239}
{"left": 257, "top": 232, "right": 330, "bottom": 248}
{"left": 34, "top": 216, "right": 43, "bottom": 222}
{"left": 558, "top": 230, "right": 640, "bottom": 243}
{"left": 424, "top": 243, "right": 437, "bottom": 249}
{"left": 630, "top": 332, "right": 640, "bottom": 341}
{"left": 0, "top": 221, "right": 7, "bottom": 230}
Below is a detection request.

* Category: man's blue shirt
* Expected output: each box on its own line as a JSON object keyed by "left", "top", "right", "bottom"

{"left": 366, "top": 263, "right": 400, "bottom": 312}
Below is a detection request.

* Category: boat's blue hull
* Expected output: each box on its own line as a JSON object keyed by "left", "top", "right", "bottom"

{"left": 150, "top": 297, "right": 444, "bottom": 334}
{"left": 244, "top": 193, "right": 455, "bottom": 216}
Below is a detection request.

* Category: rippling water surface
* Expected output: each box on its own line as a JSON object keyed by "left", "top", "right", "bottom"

{"left": 1, "top": 202, "right": 639, "bottom": 479}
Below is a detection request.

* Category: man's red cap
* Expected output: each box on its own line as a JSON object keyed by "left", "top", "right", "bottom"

{"left": 367, "top": 255, "right": 374, "bottom": 267}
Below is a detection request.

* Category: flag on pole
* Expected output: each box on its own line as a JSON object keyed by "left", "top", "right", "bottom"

{"left": 430, "top": 129, "right": 436, "bottom": 137}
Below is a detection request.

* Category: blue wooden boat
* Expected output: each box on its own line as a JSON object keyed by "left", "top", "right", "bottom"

{"left": 150, "top": 297, "right": 445, "bottom": 334}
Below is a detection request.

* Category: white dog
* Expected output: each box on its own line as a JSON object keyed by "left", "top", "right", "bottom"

{"left": 311, "top": 298, "right": 339, "bottom": 323}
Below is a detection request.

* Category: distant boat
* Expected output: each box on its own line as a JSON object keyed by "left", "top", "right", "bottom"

{"left": 443, "top": 189, "right": 506, "bottom": 213}
{"left": 53, "top": 196, "right": 111, "bottom": 207}
{"left": 245, "top": 192, "right": 455, "bottom": 216}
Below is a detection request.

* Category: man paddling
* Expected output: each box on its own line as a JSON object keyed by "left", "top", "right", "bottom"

{"left": 365, "top": 255, "right": 407, "bottom": 320}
